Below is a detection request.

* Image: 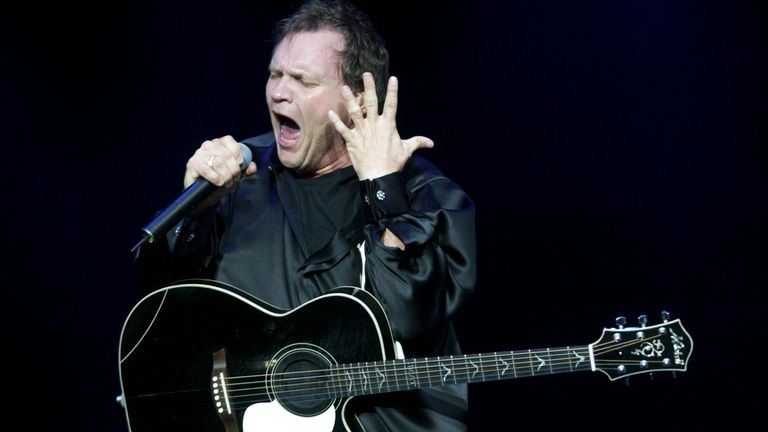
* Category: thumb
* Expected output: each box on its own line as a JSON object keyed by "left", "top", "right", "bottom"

{"left": 403, "top": 136, "right": 435, "bottom": 152}
{"left": 244, "top": 161, "right": 258, "bottom": 176}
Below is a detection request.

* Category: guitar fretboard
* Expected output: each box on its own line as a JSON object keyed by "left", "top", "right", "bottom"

{"left": 327, "top": 346, "right": 592, "bottom": 398}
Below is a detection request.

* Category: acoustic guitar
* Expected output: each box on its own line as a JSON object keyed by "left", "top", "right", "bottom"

{"left": 118, "top": 280, "right": 692, "bottom": 431}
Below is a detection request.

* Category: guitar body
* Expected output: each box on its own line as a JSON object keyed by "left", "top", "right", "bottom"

{"left": 119, "top": 280, "right": 395, "bottom": 432}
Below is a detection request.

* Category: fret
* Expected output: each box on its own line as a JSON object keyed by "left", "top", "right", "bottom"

{"left": 461, "top": 354, "right": 469, "bottom": 383}
{"left": 478, "top": 353, "right": 486, "bottom": 381}
{"left": 351, "top": 362, "right": 358, "bottom": 395}
{"left": 371, "top": 361, "right": 379, "bottom": 393}
{"left": 497, "top": 352, "right": 512, "bottom": 378}
{"left": 325, "top": 365, "right": 332, "bottom": 398}
{"left": 511, "top": 351, "right": 518, "bottom": 378}
{"left": 568, "top": 347, "right": 587, "bottom": 371}
{"left": 331, "top": 365, "right": 342, "bottom": 398}
{"left": 437, "top": 356, "right": 452, "bottom": 385}
{"left": 528, "top": 349, "right": 535, "bottom": 376}
{"left": 420, "top": 358, "right": 428, "bottom": 387}
{"left": 393, "top": 359, "right": 400, "bottom": 391}
{"left": 374, "top": 362, "right": 386, "bottom": 393}
{"left": 370, "top": 362, "right": 377, "bottom": 393}
{"left": 450, "top": 355, "right": 458, "bottom": 385}
{"left": 385, "top": 361, "right": 391, "bottom": 392}
{"left": 344, "top": 366, "right": 354, "bottom": 396}
{"left": 357, "top": 362, "right": 364, "bottom": 394}
{"left": 567, "top": 346, "right": 573, "bottom": 372}
{"left": 424, "top": 357, "right": 443, "bottom": 386}
{"left": 466, "top": 354, "right": 481, "bottom": 383}
{"left": 494, "top": 352, "right": 501, "bottom": 380}
{"left": 354, "top": 362, "right": 362, "bottom": 395}
{"left": 547, "top": 348, "right": 554, "bottom": 374}
{"left": 432, "top": 356, "right": 443, "bottom": 387}
{"left": 529, "top": 349, "right": 547, "bottom": 376}
{"left": 409, "top": 358, "right": 419, "bottom": 388}
{"left": 328, "top": 364, "right": 338, "bottom": 399}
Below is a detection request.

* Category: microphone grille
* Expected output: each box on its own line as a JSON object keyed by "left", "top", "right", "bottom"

{"left": 239, "top": 143, "right": 253, "bottom": 170}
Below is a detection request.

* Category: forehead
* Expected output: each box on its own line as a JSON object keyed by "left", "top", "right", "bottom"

{"left": 271, "top": 29, "right": 345, "bottom": 78}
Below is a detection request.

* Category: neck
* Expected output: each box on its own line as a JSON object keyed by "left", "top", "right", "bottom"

{"left": 326, "top": 346, "right": 593, "bottom": 399}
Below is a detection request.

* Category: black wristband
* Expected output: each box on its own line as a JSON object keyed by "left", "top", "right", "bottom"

{"left": 360, "top": 172, "right": 410, "bottom": 223}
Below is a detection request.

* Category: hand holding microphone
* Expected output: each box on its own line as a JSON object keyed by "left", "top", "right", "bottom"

{"left": 134, "top": 136, "right": 257, "bottom": 249}
{"left": 184, "top": 135, "right": 258, "bottom": 189}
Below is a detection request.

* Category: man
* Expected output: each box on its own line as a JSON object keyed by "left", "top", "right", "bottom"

{"left": 137, "top": 1, "right": 476, "bottom": 430}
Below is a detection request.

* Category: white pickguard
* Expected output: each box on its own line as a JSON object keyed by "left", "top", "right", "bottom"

{"left": 242, "top": 400, "right": 336, "bottom": 432}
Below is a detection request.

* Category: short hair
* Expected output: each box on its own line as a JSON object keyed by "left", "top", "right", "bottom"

{"left": 274, "top": 0, "right": 390, "bottom": 109}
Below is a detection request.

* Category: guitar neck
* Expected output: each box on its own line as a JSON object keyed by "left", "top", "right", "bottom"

{"left": 329, "top": 345, "right": 592, "bottom": 398}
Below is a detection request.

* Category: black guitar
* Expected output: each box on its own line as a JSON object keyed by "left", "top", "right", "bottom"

{"left": 118, "top": 280, "right": 693, "bottom": 432}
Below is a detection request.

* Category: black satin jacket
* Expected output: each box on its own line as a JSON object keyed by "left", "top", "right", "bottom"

{"left": 136, "top": 132, "right": 477, "bottom": 431}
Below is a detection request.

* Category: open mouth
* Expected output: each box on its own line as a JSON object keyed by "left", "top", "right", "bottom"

{"left": 276, "top": 114, "right": 301, "bottom": 142}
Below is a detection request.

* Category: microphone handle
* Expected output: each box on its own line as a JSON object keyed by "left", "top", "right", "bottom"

{"left": 140, "top": 178, "right": 218, "bottom": 242}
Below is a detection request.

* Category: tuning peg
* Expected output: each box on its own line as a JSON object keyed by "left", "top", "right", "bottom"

{"left": 649, "top": 372, "right": 654, "bottom": 381}
{"left": 638, "top": 314, "right": 648, "bottom": 327}
{"left": 661, "top": 311, "right": 671, "bottom": 322}
{"left": 615, "top": 316, "right": 627, "bottom": 329}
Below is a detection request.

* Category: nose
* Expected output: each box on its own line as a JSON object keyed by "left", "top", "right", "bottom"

{"left": 268, "top": 76, "right": 292, "bottom": 104}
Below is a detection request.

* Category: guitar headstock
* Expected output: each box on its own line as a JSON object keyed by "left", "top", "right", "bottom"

{"left": 590, "top": 312, "right": 693, "bottom": 381}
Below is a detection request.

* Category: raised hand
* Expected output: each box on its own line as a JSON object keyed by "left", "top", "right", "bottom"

{"left": 328, "top": 72, "right": 434, "bottom": 180}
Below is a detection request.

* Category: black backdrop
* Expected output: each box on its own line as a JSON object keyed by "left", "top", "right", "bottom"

{"left": 2, "top": 0, "right": 765, "bottom": 430}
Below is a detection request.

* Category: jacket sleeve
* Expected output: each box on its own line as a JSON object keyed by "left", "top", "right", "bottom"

{"left": 360, "top": 167, "right": 477, "bottom": 344}
{"left": 133, "top": 205, "right": 223, "bottom": 296}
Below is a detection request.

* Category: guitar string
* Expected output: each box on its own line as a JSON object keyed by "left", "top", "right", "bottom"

{"left": 218, "top": 335, "right": 666, "bottom": 406}
{"left": 225, "top": 355, "right": 654, "bottom": 399}
{"left": 128, "top": 335, "right": 658, "bottom": 400}
{"left": 221, "top": 339, "right": 659, "bottom": 408}
{"left": 225, "top": 357, "right": 669, "bottom": 408}
{"left": 226, "top": 351, "right": 590, "bottom": 394}
{"left": 222, "top": 333, "right": 658, "bottom": 388}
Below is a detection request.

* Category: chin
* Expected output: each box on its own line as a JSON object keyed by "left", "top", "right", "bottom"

{"left": 276, "top": 147, "right": 301, "bottom": 170}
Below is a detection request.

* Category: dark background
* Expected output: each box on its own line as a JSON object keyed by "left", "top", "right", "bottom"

{"left": 2, "top": 0, "right": 765, "bottom": 430}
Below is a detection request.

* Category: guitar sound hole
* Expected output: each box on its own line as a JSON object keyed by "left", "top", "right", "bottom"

{"left": 271, "top": 346, "right": 334, "bottom": 417}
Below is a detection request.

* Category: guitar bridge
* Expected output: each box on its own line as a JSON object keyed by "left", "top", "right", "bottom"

{"left": 212, "top": 348, "right": 240, "bottom": 432}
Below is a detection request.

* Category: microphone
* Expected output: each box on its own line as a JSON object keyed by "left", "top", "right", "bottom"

{"left": 131, "top": 143, "right": 253, "bottom": 252}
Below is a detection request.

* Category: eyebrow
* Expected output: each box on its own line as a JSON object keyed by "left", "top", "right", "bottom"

{"left": 268, "top": 63, "right": 318, "bottom": 80}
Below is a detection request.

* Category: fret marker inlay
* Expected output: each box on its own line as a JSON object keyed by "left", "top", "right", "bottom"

{"left": 572, "top": 349, "right": 585, "bottom": 368}
{"left": 500, "top": 357, "right": 510, "bottom": 376}
{"left": 469, "top": 359, "right": 479, "bottom": 380}
{"left": 376, "top": 368, "right": 385, "bottom": 390}
{"left": 440, "top": 362, "right": 452, "bottom": 383}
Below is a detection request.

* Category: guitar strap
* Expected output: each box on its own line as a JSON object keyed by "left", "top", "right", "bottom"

{"left": 357, "top": 240, "right": 367, "bottom": 288}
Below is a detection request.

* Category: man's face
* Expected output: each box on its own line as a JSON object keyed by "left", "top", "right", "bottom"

{"left": 266, "top": 29, "right": 351, "bottom": 176}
